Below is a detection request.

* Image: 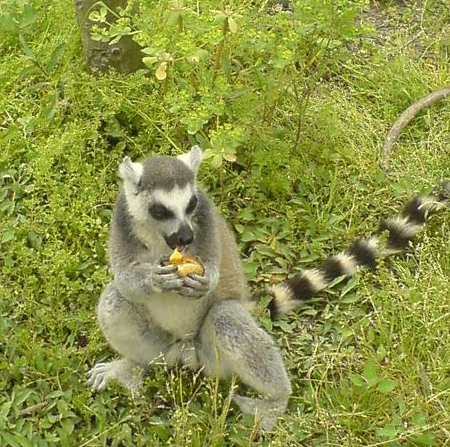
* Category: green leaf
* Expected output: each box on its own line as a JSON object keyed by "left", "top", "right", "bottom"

{"left": 212, "top": 12, "right": 227, "bottom": 25}
{"left": 240, "top": 229, "right": 256, "bottom": 243}
{"left": 46, "top": 42, "right": 66, "bottom": 73}
{"left": 340, "top": 276, "right": 358, "bottom": 297}
{"left": 412, "top": 431, "right": 435, "bottom": 446}
{"left": 375, "top": 425, "right": 397, "bottom": 439}
{"left": 20, "top": 5, "right": 38, "bottom": 28}
{"left": 19, "top": 34, "right": 36, "bottom": 61}
{"left": 340, "top": 293, "right": 361, "bottom": 304}
{"left": 1, "top": 229, "right": 16, "bottom": 243}
{"left": 0, "top": 14, "right": 18, "bottom": 32}
{"left": 60, "top": 418, "right": 75, "bottom": 435}
{"left": 236, "top": 208, "right": 254, "bottom": 221}
{"left": 142, "top": 56, "right": 158, "bottom": 67}
{"left": 376, "top": 344, "right": 387, "bottom": 361}
{"left": 141, "top": 47, "right": 156, "bottom": 55}
{"left": 88, "top": 5, "right": 107, "bottom": 23}
{"left": 362, "top": 360, "right": 379, "bottom": 387}
{"left": 88, "top": 11, "right": 102, "bottom": 22}
{"left": 17, "top": 65, "right": 40, "bottom": 81}
{"left": 194, "top": 48, "right": 209, "bottom": 61}
{"left": 274, "top": 319, "right": 295, "bottom": 333}
{"left": 412, "top": 411, "right": 427, "bottom": 427}
{"left": 377, "top": 379, "right": 397, "bottom": 393}
{"left": 0, "top": 401, "right": 12, "bottom": 422}
{"left": 164, "top": 10, "right": 180, "bottom": 26}
{"left": 211, "top": 154, "right": 222, "bottom": 168}
{"left": 40, "top": 91, "right": 58, "bottom": 120}
{"left": 222, "top": 152, "right": 236, "bottom": 162}
{"left": 260, "top": 315, "right": 273, "bottom": 332}
{"left": 349, "top": 373, "right": 365, "bottom": 387}
{"left": 220, "top": 51, "right": 230, "bottom": 76}
{"left": 271, "top": 57, "right": 290, "bottom": 69}
{"left": 254, "top": 244, "right": 277, "bottom": 257}
{"left": 2, "top": 432, "right": 32, "bottom": 447}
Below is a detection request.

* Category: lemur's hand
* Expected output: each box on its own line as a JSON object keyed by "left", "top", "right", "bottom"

{"left": 179, "top": 264, "right": 220, "bottom": 299}
{"left": 150, "top": 262, "right": 184, "bottom": 293}
{"left": 179, "top": 273, "right": 210, "bottom": 299}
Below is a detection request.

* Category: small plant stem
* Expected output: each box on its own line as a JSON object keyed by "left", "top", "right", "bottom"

{"left": 293, "top": 79, "right": 313, "bottom": 150}
{"left": 219, "top": 165, "right": 224, "bottom": 201}
{"left": 19, "top": 401, "right": 48, "bottom": 416}
{"left": 213, "top": 15, "right": 228, "bottom": 82}
{"left": 162, "top": 66, "right": 169, "bottom": 93}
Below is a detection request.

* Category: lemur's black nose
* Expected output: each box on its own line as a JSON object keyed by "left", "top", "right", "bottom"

{"left": 165, "top": 225, "right": 194, "bottom": 250}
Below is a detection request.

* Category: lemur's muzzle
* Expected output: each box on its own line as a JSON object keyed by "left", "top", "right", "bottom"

{"left": 165, "top": 225, "right": 194, "bottom": 250}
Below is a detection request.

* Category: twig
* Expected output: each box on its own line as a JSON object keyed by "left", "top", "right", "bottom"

{"left": 19, "top": 401, "right": 48, "bottom": 416}
{"left": 381, "top": 86, "right": 450, "bottom": 173}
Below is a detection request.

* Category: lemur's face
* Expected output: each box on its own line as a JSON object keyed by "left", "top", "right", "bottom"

{"left": 119, "top": 147, "right": 203, "bottom": 250}
{"left": 145, "top": 184, "right": 198, "bottom": 250}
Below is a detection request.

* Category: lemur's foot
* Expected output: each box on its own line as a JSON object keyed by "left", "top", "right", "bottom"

{"left": 233, "top": 394, "right": 289, "bottom": 432}
{"left": 165, "top": 339, "right": 200, "bottom": 370}
{"left": 87, "top": 358, "right": 144, "bottom": 395}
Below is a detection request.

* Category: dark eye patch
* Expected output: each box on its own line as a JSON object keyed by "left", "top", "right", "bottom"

{"left": 149, "top": 203, "right": 174, "bottom": 220}
{"left": 186, "top": 195, "right": 198, "bottom": 214}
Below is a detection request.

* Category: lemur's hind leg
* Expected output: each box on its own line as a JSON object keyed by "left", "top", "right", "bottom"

{"left": 88, "top": 282, "right": 173, "bottom": 394}
{"left": 197, "top": 299, "right": 292, "bottom": 430}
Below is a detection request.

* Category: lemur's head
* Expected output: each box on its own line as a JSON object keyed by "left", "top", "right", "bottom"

{"left": 119, "top": 146, "right": 203, "bottom": 250}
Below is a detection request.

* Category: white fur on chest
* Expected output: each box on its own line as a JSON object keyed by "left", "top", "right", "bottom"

{"left": 146, "top": 293, "right": 210, "bottom": 339}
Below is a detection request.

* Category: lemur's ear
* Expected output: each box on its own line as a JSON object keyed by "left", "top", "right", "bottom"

{"left": 119, "top": 157, "right": 143, "bottom": 186}
{"left": 177, "top": 145, "right": 203, "bottom": 175}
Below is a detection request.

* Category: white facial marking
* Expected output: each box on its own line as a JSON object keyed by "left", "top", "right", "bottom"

{"left": 152, "top": 185, "right": 194, "bottom": 220}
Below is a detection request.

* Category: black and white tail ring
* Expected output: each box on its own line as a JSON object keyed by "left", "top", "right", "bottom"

{"left": 259, "top": 182, "right": 450, "bottom": 318}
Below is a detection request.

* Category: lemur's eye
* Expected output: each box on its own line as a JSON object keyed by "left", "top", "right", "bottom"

{"left": 149, "top": 204, "right": 174, "bottom": 220}
{"left": 186, "top": 195, "right": 198, "bottom": 214}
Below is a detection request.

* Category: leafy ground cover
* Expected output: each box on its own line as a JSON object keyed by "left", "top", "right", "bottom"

{"left": 0, "top": 0, "right": 449, "bottom": 445}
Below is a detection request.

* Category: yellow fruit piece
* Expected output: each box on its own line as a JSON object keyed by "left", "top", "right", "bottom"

{"left": 177, "top": 261, "right": 204, "bottom": 277}
{"left": 169, "top": 248, "right": 204, "bottom": 276}
{"left": 169, "top": 247, "right": 184, "bottom": 265}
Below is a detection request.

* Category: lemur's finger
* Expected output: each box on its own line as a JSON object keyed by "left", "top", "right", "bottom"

{"left": 189, "top": 274, "right": 209, "bottom": 284}
{"left": 179, "top": 286, "right": 203, "bottom": 298}
{"left": 183, "top": 275, "right": 208, "bottom": 290}
{"left": 155, "top": 264, "right": 178, "bottom": 275}
{"left": 93, "top": 376, "right": 108, "bottom": 391}
{"left": 157, "top": 276, "right": 184, "bottom": 290}
{"left": 88, "top": 371, "right": 108, "bottom": 391}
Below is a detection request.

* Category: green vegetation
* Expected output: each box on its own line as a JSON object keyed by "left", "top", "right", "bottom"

{"left": 1, "top": 0, "right": 449, "bottom": 445}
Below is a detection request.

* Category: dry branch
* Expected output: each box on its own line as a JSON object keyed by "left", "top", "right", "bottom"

{"left": 381, "top": 86, "right": 450, "bottom": 173}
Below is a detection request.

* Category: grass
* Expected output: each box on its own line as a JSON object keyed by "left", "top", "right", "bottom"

{"left": 1, "top": 0, "right": 449, "bottom": 446}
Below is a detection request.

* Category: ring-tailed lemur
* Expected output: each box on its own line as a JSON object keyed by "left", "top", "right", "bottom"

{"left": 88, "top": 145, "right": 449, "bottom": 430}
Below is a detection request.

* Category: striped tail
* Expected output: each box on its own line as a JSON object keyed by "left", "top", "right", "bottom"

{"left": 260, "top": 182, "right": 450, "bottom": 318}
